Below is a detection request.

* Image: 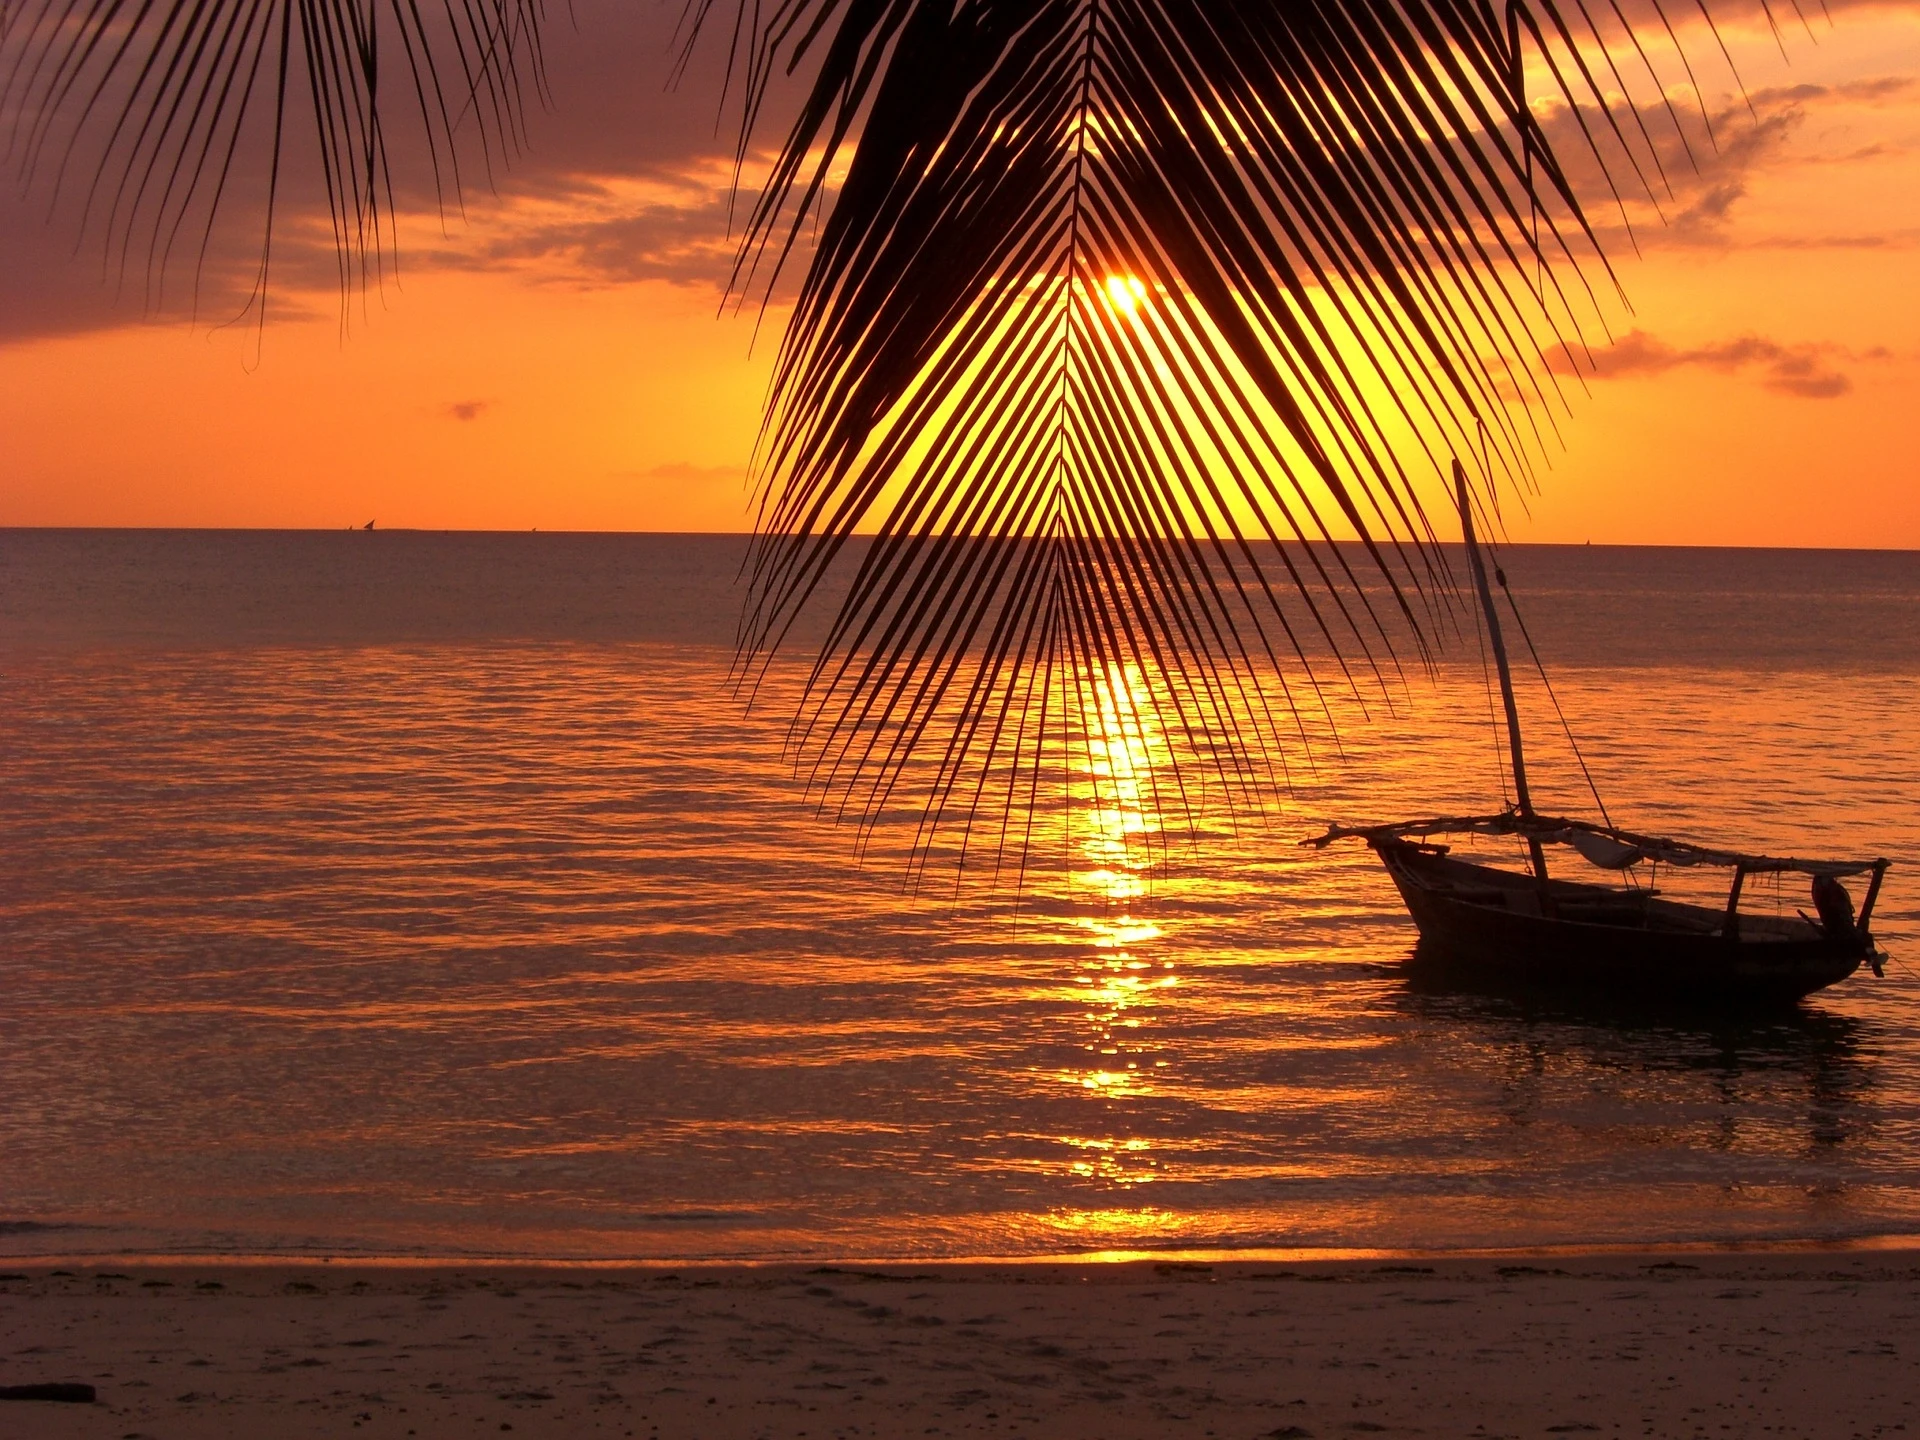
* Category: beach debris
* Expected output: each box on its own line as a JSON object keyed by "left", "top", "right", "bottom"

{"left": 0, "top": 1382, "right": 97, "bottom": 1403}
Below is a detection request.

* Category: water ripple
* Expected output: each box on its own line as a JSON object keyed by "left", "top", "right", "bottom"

{"left": 2, "top": 540, "right": 1918, "bottom": 1260}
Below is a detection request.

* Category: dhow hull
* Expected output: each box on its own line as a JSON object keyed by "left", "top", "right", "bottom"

{"left": 1375, "top": 840, "right": 1865, "bottom": 1004}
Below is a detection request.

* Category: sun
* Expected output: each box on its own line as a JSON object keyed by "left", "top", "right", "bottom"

{"left": 1103, "top": 274, "right": 1148, "bottom": 315}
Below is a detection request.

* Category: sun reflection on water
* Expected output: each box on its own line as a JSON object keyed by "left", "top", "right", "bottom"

{"left": 1042, "top": 1205, "right": 1188, "bottom": 1250}
{"left": 1074, "top": 661, "right": 1163, "bottom": 904}
{"left": 1047, "top": 664, "right": 1182, "bottom": 1216}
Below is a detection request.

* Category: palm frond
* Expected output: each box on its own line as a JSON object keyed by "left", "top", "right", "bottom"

{"left": 709, "top": 0, "right": 1711, "bottom": 883}
{"left": 2, "top": 0, "right": 546, "bottom": 313}
{"left": 7, "top": 0, "right": 1734, "bottom": 886}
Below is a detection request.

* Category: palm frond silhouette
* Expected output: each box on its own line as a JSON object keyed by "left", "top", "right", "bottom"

{"left": 1, "top": 0, "right": 545, "bottom": 311}
{"left": 5, "top": 0, "right": 1725, "bottom": 881}
{"left": 710, "top": 0, "right": 1705, "bottom": 882}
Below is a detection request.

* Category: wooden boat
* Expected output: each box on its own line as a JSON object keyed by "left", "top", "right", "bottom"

{"left": 1308, "top": 465, "right": 1891, "bottom": 1005}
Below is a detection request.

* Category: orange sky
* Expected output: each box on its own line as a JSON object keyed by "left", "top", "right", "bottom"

{"left": 1, "top": 0, "right": 1916, "bottom": 544}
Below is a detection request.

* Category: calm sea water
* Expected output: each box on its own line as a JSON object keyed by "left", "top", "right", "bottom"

{"left": 2, "top": 531, "right": 1917, "bottom": 1261}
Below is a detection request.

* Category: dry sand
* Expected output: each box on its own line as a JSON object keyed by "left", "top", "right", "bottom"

{"left": 0, "top": 1253, "right": 1914, "bottom": 1439}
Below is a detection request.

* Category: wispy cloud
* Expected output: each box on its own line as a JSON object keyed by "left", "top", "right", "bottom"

{"left": 1538, "top": 74, "right": 1919, "bottom": 253}
{"left": 6, "top": 1, "right": 1917, "bottom": 347}
{"left": 1547, "top": 329, "right": 1882, "bottom": 397}
{"left": 620, "top": 461, "right": 748, "bottom": 488}
{"left": 422, "top": 164, "right": 749, "bottom": 290}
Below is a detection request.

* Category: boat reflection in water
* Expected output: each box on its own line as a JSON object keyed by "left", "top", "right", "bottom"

{"left": 1397, "top": 944, "right": 1876, "bottom": 1158}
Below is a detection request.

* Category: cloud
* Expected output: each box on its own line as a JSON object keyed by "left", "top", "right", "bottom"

{"left": 1548, "top": 329, "right": 1862, "bottom": 397}
{"left": 0, "top": 187, "right": 339, "bottom": 344}
{"left": 412, "top": 160, "right": 757, "bottom": 291}
{"left": 446, "top": 400, "right": 491, "bottom": 421}
{"left": 0, "top": 0, "right": 773, "bottom": 343}
{"left": 1535, "top": 74, "right": 1919, "bottom": 253}
{"left": 622, "top": 461, "right": 748, "bottom": 488}
{"left": 6, "top": 0, "right": 1917, "bottom": 347}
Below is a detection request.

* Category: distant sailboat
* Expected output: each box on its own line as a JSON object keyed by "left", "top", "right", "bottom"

{"left": 1308, "top": 462, "right": 1891, "bottom": 1005}
{"left": 363, "top": 520, "right": 376, "bottom": 531}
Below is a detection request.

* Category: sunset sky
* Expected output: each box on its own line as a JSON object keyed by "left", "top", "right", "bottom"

{"left": 2, "top": 0, "right": 1916, "bottom": 545}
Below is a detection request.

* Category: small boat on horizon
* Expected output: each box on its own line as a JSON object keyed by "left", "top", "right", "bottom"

{"left": 1309, "top": 463, "right": 1891, "bottom": 1006}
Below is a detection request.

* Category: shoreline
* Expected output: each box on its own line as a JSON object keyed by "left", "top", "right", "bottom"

{"left": 3, "top": 1252, "right": 1915, "bottom": 1437}
{"left": 11, "top": 1230, "right": 1920, "bottom": 1272}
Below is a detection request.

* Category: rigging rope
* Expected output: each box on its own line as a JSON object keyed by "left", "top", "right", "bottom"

{"left": 1484, "top": 547, "right": 1617, "bottom": 832}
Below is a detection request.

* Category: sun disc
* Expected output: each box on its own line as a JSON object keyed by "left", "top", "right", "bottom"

{"left": 1104, "top": 275, "right": 1147, "bottom": 314}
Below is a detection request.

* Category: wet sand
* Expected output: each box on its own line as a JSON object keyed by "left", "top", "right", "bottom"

{"left": 0, "top": 1253, "right": 1914, "bottom": 1439}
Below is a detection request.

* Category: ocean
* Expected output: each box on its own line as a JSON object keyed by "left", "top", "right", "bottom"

{"left": 2, "top": 530, "right": 1916, "bottom": 1262}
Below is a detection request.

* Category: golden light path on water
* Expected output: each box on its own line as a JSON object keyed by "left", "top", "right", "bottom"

{"left": 1053, "top": 664, "right": 1173, "bottom": 1245}
{"left": 2, "top": 535, "right": 1918, "bottom": 1263}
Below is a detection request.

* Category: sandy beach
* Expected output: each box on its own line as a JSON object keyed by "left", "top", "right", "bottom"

{"left": 0, "top": 1252, "right": 1914, "bottom": 1438}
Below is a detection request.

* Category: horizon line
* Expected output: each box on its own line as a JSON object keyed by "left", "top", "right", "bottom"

{"left": 2, "top": 525, "right": 1917, "bottom": 555}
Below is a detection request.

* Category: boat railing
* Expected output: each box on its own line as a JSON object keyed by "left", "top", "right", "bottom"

{"left": 1306, "top": 810, "right": 1891, "bottom": 935}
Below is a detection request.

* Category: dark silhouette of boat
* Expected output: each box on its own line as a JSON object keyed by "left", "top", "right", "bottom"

{"left": 1309, "top": 464, "right": 1890, "bottom": 1005}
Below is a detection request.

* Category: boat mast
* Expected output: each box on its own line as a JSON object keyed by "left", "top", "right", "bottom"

{"left": 1454, "top": 461, "right": 1548, "bottom": 881}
